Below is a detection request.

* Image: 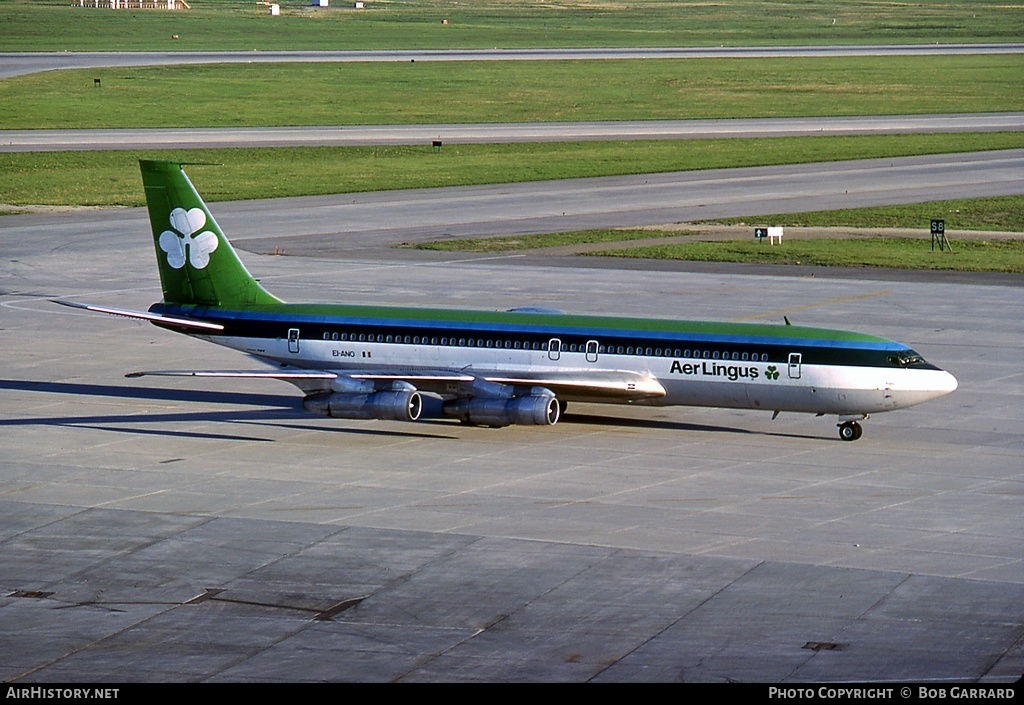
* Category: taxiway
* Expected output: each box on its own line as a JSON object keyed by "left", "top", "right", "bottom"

{"left": 0, "top": 161, "right": 1021, "bottom": 681}
{"left": 3, "top": 44, "right": 1023, "bottom": 79}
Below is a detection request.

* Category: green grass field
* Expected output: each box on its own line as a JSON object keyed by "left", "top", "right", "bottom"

{"left": 2, "top": 0, "right": 1021, "bottom": 52}
{"left": 3, "top": 0, "right": 1022, "bottom": 273}
{"left": 3, "top": 133, "right": 1023, "bottom": 208}
{"left": 3, "top": 55, "right": 1021, "bottom": 129}
{"left": 593, "top": 237, "right": 1024, "bottom": 273}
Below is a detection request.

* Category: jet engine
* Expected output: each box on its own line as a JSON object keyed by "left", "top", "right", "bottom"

{"left": 303, "top": 381, "right": 422, "bottom": 421}
{"left": 442, "top": 387, "right": 560, "bottom": 427}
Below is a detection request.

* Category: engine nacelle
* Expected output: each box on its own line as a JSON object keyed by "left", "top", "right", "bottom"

{"left": 442, "top": 392, "right": 560, "bottom": 427}
{"left": 303, "top": 389, "right": 423, "bottom": 422}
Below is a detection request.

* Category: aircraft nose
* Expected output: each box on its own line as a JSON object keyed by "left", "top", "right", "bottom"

{"left": 922, "top": 369, "right": 958, "bottom": 403}
{"left": 937, "top": 370, "right": 958, "bottom": 396}
{"left": 891, "top": 368, "right": 959, "bottom": 409}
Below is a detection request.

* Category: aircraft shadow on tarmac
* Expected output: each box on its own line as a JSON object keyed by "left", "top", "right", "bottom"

{"left": 1, "top": 379, "right": 824, "bottom": 442}
{"left": 0, "top": 378, "right": 290, "bottom": 407}
{"left": 563, "top": 411, "right": 824, "bottom": 441}
{"left": 0, "top": 379, "right": 458, "bottom": 441}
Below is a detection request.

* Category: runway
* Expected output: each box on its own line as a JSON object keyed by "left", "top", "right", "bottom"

{"left": 3, "top": 44, "right": 1023, "bottom": 79}
{"left": 0, "top": 156, "right": 1022, "bottom": 681}
{"left": 4, "top": 114, "right": 1023, "bottom": 153}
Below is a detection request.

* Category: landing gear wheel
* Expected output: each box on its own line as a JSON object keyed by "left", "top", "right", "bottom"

{"left": 838, "top": 421, "right": 863, "bottom": 441}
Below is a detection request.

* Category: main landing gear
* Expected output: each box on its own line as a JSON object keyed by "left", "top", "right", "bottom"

{"left": 838, "top": 421, "right": 863, "bottom": 441}
{"left": 837, "top": 414, "right": 868, "bottom": 441}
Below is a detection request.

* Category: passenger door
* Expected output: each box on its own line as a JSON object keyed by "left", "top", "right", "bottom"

{"left": 548, "top": 338, "right": 561, "bottom": 361}
{"left": 788, "top": 352, "right": 802, "bottom": 379}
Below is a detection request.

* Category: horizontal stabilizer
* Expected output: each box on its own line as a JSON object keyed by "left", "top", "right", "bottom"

{"left": 53, "top": 300, "right": 224, "bottom": 332}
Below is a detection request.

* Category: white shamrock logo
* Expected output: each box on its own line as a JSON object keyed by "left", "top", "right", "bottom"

{"left": 158, "top": 207, "right": 218, "bottom": 270}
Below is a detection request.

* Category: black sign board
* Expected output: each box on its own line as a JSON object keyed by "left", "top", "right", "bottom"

{"left": 931, "top": 219, "right": 951, "bottom": 252}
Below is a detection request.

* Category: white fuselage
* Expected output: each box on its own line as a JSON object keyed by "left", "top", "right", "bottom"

{"left": 208, "top": 331, "right": 958, "bottom": 417}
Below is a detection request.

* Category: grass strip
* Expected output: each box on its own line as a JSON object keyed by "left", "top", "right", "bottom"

{"left": 2, "top": 0, "right": 1021, "bottom": 52}
{"left": 414, "top": 229, "right": 700, "bottom": 253}
{"left": 2, "top": 56, "right": 1022, "bottom": 129}
{"left": 700, "top": 197, "right": 1024, "bottom": 233}
{"left": 3, "top": 133, "right": 1023, "bottom": 207}
{"left": 592, "top": 237, "right": 1024, "bottom": 273}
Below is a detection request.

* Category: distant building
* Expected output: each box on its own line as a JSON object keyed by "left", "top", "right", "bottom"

{"left": 77, "top": 0, "right": 190, "bottom": 8}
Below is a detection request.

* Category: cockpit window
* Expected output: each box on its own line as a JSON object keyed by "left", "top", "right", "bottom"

{"left": 888, "top": 351, "right": 926, "bottom": 367}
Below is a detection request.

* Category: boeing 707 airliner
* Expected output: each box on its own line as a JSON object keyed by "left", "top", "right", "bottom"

{"left": 58, "top": 160, "right": 958, "bottom": 441}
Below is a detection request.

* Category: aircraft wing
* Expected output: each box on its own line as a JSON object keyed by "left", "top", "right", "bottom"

{"left": 125, "top": 367, "right": 665, "bottom": 401}
{"left": 125, "top": 369, "right": 339, "bottom": 394}
{"left": 125, "top": 368, "right": 474, "bottom": 395}
{"left": 483, "top": 370, "right": 666, "bottom": 401}
{"left": 343, "top": 369, "right": 664, "bottom": 400}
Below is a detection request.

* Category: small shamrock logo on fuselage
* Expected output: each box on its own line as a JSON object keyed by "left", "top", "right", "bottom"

{"left": 158, "top": 207, "right": 219, "bottom": 270}
{"left": 765, "top": 365, "right": 780, "bottom": 380}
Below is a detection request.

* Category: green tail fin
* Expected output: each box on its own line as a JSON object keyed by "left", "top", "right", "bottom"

{"left": 140, "top": 160, "right": 281, "bottom": 308}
